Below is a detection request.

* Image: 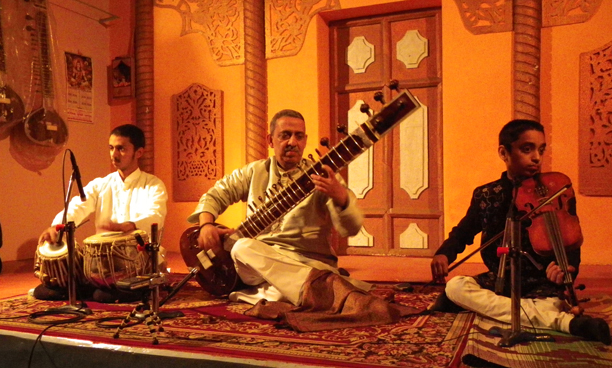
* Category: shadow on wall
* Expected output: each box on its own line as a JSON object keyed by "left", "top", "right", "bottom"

{"left": 16, "top": 237, "right": 38, "bottom": 273}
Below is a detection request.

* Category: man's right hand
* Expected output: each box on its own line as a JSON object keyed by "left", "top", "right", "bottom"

{"left": 431, "top": 254, "right": 449, "bottom": 283}
{"left": 38, "top": 226, "right": 59, "bottom": 245}
{"left": 196, "top": 223, "right": 234, "bottom": 254}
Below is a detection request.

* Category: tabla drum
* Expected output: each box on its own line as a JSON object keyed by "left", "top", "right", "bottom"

{"left": 34, "top": 240, "right": 87, "bottom": 288}
{"left": 82, "top": 230, "right": 151, "bottom": 289}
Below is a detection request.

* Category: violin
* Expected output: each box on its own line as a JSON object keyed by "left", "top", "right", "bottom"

{"left": 514, "top": 171, "right": 584, "bottom": 314}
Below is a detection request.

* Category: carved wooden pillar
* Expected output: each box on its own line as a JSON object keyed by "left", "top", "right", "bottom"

{"left": 135, "top": 0, "right": 155, "bottom": 172}
{"left": 244, "top": 0, "right": 268, "bottom": 163}
{"left": 513, "top": 0, "right": 541, "bottom": 121}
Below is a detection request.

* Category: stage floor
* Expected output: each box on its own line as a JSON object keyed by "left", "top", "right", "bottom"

{"left": 2, "top": 254, "right": 611, "bottom": 368}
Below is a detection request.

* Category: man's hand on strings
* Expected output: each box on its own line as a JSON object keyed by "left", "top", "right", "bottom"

{"left": 197, "top": 223, "right": 234, "bottom": 254}
{"left": 431, "top": 254, "right": 450, "bottom": 283}
{"left": 312, "top": 165, "right": 349, "bottom": 209}
{"left": 546, "top": 261, "right": 576, "bottom": 285}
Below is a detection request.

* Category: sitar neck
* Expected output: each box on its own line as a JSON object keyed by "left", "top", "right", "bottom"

{"left": 235, "top": 89, "right": 420, "bottom": 239}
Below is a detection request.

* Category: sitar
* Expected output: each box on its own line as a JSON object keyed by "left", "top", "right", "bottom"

{"left": 0, "top": 3, "right": 25, "bottom": 140}
{"left": 180, "top": 82, "right": 421, "bottom": 296}
{"left": 22, "top": 0, "right": 68, "bottom": 148}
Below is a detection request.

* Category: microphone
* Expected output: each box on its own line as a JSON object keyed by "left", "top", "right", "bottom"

{"left": 69, "top": 151, "right": 87, "bottom": 201}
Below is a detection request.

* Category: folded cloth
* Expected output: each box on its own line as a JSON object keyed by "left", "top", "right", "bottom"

{"left": 245, "top": 269, "right": 423, "bottom": 332}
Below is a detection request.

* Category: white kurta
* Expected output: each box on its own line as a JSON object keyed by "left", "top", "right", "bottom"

{"left": 52, "top": 168, "right": 168, "bottom": 234}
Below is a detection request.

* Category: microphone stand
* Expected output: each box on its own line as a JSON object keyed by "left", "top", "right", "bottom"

{"left": 114, "top": 224, "right": 168, "bottom": 344}
{"left": 488, "top": 181, "right": 552, "bottom": 346}
{"left": 47, "top": 169, "right": 92, "bottom": 315}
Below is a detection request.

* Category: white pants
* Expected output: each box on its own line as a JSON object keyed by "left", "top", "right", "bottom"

{"left": 445, "top": 275, "right": 574, "bottom": 333}
{"left": 229, "top": 238, "right": 371, "bottom": 306}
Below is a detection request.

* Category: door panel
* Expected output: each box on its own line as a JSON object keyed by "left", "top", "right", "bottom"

{"left": 330, "top": 8, "right": 442, "bottom": 257}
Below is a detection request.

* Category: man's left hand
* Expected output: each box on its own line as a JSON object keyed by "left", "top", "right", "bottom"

{"left": 546, "top": 261, "right": 576, "bottom": 285}
{"left": 312, "top": 165, "right": 348, "bottom": 209}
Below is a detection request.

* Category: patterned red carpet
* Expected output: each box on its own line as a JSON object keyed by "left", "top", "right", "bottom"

{"left": 0, "top": 276, "right": 610, "bottom": 368}
{"left": 0, "top": 278, "right": 469, "bottom": 367}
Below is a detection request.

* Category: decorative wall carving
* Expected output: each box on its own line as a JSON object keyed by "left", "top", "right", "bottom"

{"left": 155, "top": 0, "right": 245, "bottom": 66}
{"left": 172, "top": 83, "right": 224, "bottom": 202}
{"left": 453, "top": 0, "right": 513, "bottom": 35}
{"left": 156, "top": 0, "right": 340, "bottom": 65}
{"left": 453, "top": 0, "right": 602, "bottom": 35}
{"left": 266, "top": 0, "right": 340, "bottom": 59}
{"left": 542, "top": 0, "right": 603, "bottom": 27}
{"left": 579, "top": 40, "right": 612, "bottom": 196}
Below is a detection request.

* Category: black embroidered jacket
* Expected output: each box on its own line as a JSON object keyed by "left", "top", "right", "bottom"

{"left": 435, "top": 172, "right": 581, "bottom": 298}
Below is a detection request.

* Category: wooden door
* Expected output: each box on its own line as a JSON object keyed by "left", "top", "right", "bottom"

{"left": 330, "top": 8, "right": 443, "bottom": 257}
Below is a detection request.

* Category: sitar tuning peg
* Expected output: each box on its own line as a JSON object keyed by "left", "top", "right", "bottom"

{"left": 388, "top": 79, "right": 399, "bottom": 91}
{"left": 248, "top": 203, "right": 256, "bottom": 212}
{"left": 320, "top": 137, "right": 330, "bottom": 148}
{"left": 336, "top": 124, "right": 348, "bottom": 135}
{"left": 315, "top": 148, "right": 323, "bottom": 157}
{"left": 373, "top": 91, "right": 385, "bottom": 104}
{"left": 360, "top": 103, "right": 372, "bottom": 117}
{"left": 308, "top": 154, "right": 315, "bottom": 161}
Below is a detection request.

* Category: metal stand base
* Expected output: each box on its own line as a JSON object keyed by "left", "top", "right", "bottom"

{"left": 114, "top": 293, "right": 164, "bottom": 345}
{"left": 489, "top": 326, "right": 554, "bottom": 347}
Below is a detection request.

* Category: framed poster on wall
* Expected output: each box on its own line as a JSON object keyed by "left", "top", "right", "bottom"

{"left": 108, "top": 56, "right": 134, "bottom": 101}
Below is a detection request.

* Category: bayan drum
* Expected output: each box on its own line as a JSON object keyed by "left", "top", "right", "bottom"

{"left": 82, "top": 230, "right": 151, "bottom": 289}
{"left": 34, "top": 240, "right": 87, "bottom": 288}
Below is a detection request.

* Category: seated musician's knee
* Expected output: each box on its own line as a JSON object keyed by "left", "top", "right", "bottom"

{"left": 230, "top": 238, "right": 262, "bottom": 263}
{"left": 445, "top": 275, "right": 475, "bottom": 302}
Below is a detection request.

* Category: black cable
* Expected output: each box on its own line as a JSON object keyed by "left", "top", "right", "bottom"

{"left": 28, "top": 309, "right": 86, "bottom": 325}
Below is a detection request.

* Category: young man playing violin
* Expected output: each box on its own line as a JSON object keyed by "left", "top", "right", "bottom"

{"left": 430, "top": 119, "right": 611, "bottom": 345}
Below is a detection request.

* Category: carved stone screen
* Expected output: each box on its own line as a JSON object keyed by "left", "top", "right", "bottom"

{"left": 579, "top": 40, "right": 612, "bottom": 196}
{"left": 172, "top": 83, "right": 224, "bottom": 202}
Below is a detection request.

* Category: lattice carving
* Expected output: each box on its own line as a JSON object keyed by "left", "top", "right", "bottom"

{"left": 265, "top": 0, "right": 339, "bottom": 59}
{"left": 542, "top": 0, "right": 603, "bottom": 27}
{"left": 156, "top": 0, "right": 341, "bottom": 64}
{"left": 452, "top": 0, "right": 513, "bottom": 35}
{"left": 453, "top": 0, "right": 602, "bottom": 35}
{"left": 172, "top": 83, "right": 224, "bottom": 202}
{"left": 155, "top": 0, "right": 244, "bottom": 66}
{"left": 579, "top": 40, "right": 612, "bottom": 196}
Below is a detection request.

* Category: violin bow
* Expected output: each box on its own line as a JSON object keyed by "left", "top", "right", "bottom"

{"left": 428, "top": 183, "right": 571, "bottom": 284}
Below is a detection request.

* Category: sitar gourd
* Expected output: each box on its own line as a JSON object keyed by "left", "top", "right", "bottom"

{"left": 180, "top": 81, "right": 421, "bottom": 296}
